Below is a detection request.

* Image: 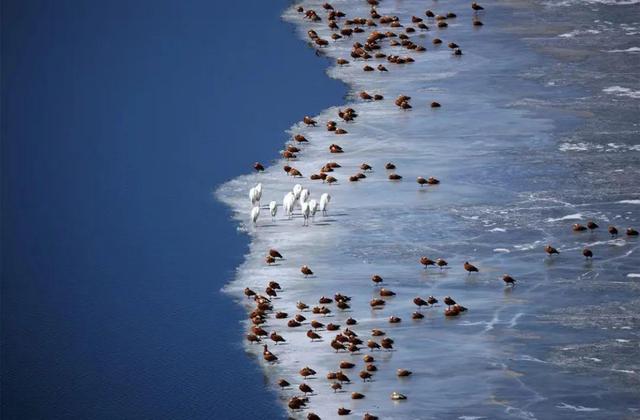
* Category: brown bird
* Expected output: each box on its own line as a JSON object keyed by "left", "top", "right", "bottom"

{"left": 464, "top": 261, "right": 479, "bottom": 274}
{"left": 430, "top": 101, "right": 441, "bottom": 108}
{"left": 397, "top": 369, "right": 412, "bottom": 377}
{"left": 417, "top": 176, "right": 428, "bottom": 187}
{"left": 278, "top": 378, "right": 290, "bottom": 389}
{"left": 377, "top": 64, "right": 388, "bottom": 71}
{"left": 295, "top": 314, "right": 306, "bottom": 323}
{"left": 346, "top": 317, "right": 357, "bottom": 326}
{"left": 436, "top": 258, "right": 448, "bottom": 269}
{"left": 608, "top": 225, "right": 618, "bottom": 236}
{"left": 288, "top": 396, "right": 306, "bottom": 410}
{"left": 545, "top": 245, "right": 560, "bottom": 256}
{"left": 371, "top": 329, "right": 385, "bottom": 337}
{"left": 338, "top": 408, "right": 351, "bottom": 416}
{"left": 326, "top": 176, "right": 337, "bottom": 185}
{"left": 252, "top": 326, "right": 268, "bottom": 336}
{"left": 294, "top": 134, "right": 308, "bottom": 143}
{"left": 307, "top": 330, "right": 322, "bottom": 342}
{"left": 327, "top": 323, "right": 340, "bottom": 331}
{"left": 367, "top": 340, "right": 381, "bottom": 351}
{"left": 381, "top": 337, "right": 394, "bottom": 350}
{"left": 301, "top": 265, "right": 313, "bottom": 277}
{"left": 385, "top": 162, "right": 396, "bottom": 170}
{"left": 432, "top": 37, "right": 442, "bottom": 44}
{"left": 331, "top": 340, "right": 347, "bottom": 352}
{"left": 263, "top": 345, "right": 278, "bottom": 363}
{"left": 472, "top": 2, "right": 484, "bottom": 11}
{"left": 288, "top": 319, "right": 302, "bottom": 328}
{"left": 473, "top": 20, "right": 484, "bottom": 26}
{"left": 289, "top": 168, "right": 303, "bottom": 177}
{"left": 275, "top": 311, "right": 288, "bottom": 319}
{"left": 366, "top": 363, "right": 377, "bottom": 372}
{"left": 627, "top": 228, "right": 639, "bottom": 236}
{"left": 572, "top": 223, "right": 587, "bottom": 232}
{"left": 254, "top": 162, "right": 265, "bottom": 172}
{"left": 360, "top": 91, "right": 373, "bottom": 100}
{"left": 412, "top": 311, "right": 425, "bottom": 319}
{"left": 244, "top": 287, "right": 256, "bottom": 298}
{"left": 265, "top": 255, "right": 276, "bottom": 265}
{"left": 587, "top": 221, "right": 599, "bottom": 231}
{"left": 352, "top": 392, "right": 365, "bottom": 400}
{"left": 389, "top": 316, "right": 401, "bottom": 323}
{"left": 364, "top": 414, "right": 379, "bottom": 420}
{"left": 300, "top": 366, "right": 317, "bottom": 378}
{"left": 337, "top": 58, "right": 349, "bottom": 65}
{"left": 427, "top": 176, "right": 440, "bottom": 184}
{"left": 331, "top": 382, "right": 342, "bottom": 392}
{"left": 299, "top": 383, "right": 313, "bottom": 395}
{"left": 379, "top": 288, "right": 395, "bottom": 297}
{"left": 363, "top": 354, "right": 375, "bottom": 363}
{"left": 336, "top": 371, "right": 350, "bottom": 383}
{"left": 361, "top": 163, "right": 372, "bottom": 171}
{"left": 363, "top": 65, "right": 374, "bottom": 71}
{"left": 583, "top": 248, "right": 593, "bottom": 259}
{"left": 269, "top": 249, "right": 283, "bottom": 259}
{"left": 359, "top": 370, "right": 372, "bottom": 382}
{"left": 307, "top": 413, "right": 320, "bottom": 420}
{"left": 340, "top": 361, "right": 355, "bottom": 369}
{"left": 371, "top": 274, "right": 383, "bottom": 285}
{"left": 246, "top": 333, "right": 261, "bottom": 344}
{"left": 389, "top": 173, "right": 402, "bottom": 180}
{"left": 311, "top": 320, "right": 324, "bottom": 330}
{"left": 427, "top": 295, "right": 438, "bottom": 305}
{"left": 413, "top": 296, "right": 428, "bottom": 309}
{"left": 443, "top": 296, "right": 456, "bottom": 308}
{"left": 270, "top": 332, "right": 286, "bottom": 345}
{"left": 303, "top": 116, "right": 317, "bottom": 126}
{"left": 420, "top": 256, "right": 436, "bottom": 268}
{"left": 502, "top": 274, "right": 516, "bottom": 286}
{"left": 297, "top": 301, "right": 309, "bottom": 311}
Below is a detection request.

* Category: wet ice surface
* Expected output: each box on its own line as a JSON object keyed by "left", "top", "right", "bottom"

{"left": 217, "top": 0, "right": 639, "bottom": 418}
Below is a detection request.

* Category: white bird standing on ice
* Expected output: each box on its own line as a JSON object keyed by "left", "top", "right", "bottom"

{"left": 269, "top": 201, "right": 277, "bottom": 221}
{"left": 320, "top": 193, "right": 331, "bottom": 216}
{"left": 249, "top": 183, "right": 262, "bottom": 205}
{"left": 250, "top": 206, "right": 260, "bottom": 225}
{"left": 283, "top": 192, "right": 295, "bottom": 218}
{"left": 300, "top": 188, "right": 310, "bottom": 206}
{"left": 301, "top": 201, "right": 311, "bottom": 226}
{"left": 309, "top": 199, "right": 318, "bottom": 219}
{"left": 293, "top": 184, "right": 303, "bottom": 200}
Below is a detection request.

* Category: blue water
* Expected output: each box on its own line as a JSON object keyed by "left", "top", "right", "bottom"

{"left": 1, "top": 1, "right": 344, "bottom": 418}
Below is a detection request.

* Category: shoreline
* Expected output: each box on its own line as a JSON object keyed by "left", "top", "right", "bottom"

{"left": 218, "top": 0, "right": 639, "bottom": 418}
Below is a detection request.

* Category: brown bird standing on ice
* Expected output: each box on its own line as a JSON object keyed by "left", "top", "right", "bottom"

{"left": 502, "top": 274, "right": 516, "bottom": 286}
{"left": 254, "top": 162, "right": 264, "bottom": 172}
{"left": 464, "top": 261, "right": 479, "bottom": 274}
{"left": 306, "top": 329, "right": 321, "bottom": 341}
{"left": 443, "top": 296, "right": 456, "bottom": 308}
{"left": 413, "top": 296, "right": 428, "bottom": 309}
{"left": 417, "top": 176, "right": 428, "bottom": 187}
{"left": 436, "top": 258, "right": 448, "bottom": 269}
{"left": 628, "top": 228, "right": 639, "bottom": 236}
{"left": 420, "top": 256, "right": 436, "bottom": 268}
{"left": 303, "top": 116, "right": 317, "bottom": 126}
{"left": 472, "top": 2, "right": 484, "bottom": 11}
{"left": 608, "top": 226, "right": 618, "bottom": 236}
{"left": 294, "top": 134, "right": 308, "bottom": 143}
{"left": 545, "top": 245, "right": 560, "bottom": 256}
{"left": 299, "top": 383, "right": 313, "bottom": 395}
{"left": 301, "top": 265, "right": 313, "bottom": 277}
{"left": 300, "top": 366, "right": 317, "bottom": 378}
{"left": 389, "top": 173, "right": 402, "bottom": 180}
{"left": 263, "top": 345, "right": 278, "bottom": 363}
{"left": 572, "top": 223, "right": 587, "bottom": 232}
{"left": 587, "top": 221, "right": 599, "bottom": 232}
{"left": 583, "top": 248, "right": 593, "bottom": 259}
{"left": 269, "top": 249, "right": 282, "bottom": 259}
{"left": 270, "top": 332, "right": 285, "bottom": 345}
{"left": 371, "top": 274, "right": 383, "bottom": 285}
{"left": 278, "top": 379, "right": 290, "bottom": 389}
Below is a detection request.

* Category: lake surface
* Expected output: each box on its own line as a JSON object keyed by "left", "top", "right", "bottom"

{"left": 1, "top": 1, "right": 344, "bottom": 419}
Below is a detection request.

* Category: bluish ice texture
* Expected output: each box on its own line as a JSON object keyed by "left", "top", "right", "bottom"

{"left": 218, "top": 0, "right": 639, "bottom": 418}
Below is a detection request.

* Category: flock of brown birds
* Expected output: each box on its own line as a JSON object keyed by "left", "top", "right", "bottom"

{"left": 243, "top": 1, "right": 639, "bottom": 418}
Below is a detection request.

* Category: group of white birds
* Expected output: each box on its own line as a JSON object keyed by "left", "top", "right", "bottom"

{"left": 249, "top": 182, "right": 331, "bottom": 227}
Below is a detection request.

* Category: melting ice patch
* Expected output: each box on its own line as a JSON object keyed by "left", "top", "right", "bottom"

{"left": 557, "top": 403, "right": 600, "bottom": 412}
{"left": 603, "top": 86, "right": 640, "bottom": 99}
{"left": 558, "top": 29, "right": 601, "bottom": 37}
{"left": 607, "top": 47, "right": 640, "bottom": 53}
{"left": 546, "top": 213, "right": 582, "bottom": 222}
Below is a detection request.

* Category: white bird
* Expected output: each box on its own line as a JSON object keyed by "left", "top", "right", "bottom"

{"left": 300, "top": 188, "right": 310, "bottom": 206}
{"left": 283, "top": 192, "right": 295, "bottom": 218}
{"left": 250, "top": 206, "right": 260, "bottom": 225}
{"left": 255, "top": 183, "right": 262, "bottom": 198}
{"left": 269, "top": 201, "right": 277, "bottom": 221}
{"left": 309, "top": 199, "right": 318, "bottom": 219}
{"left": 301, "top": 201, "right": 311, "bottom": 226}
{"left": 320, "top": 193, "right": 331, "bottom": 216}
{"left": 249, "top": 187, "right": 258, "bottom": 205}
{"left": 293, "top": 184, "right": 303, "bottom": 200}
